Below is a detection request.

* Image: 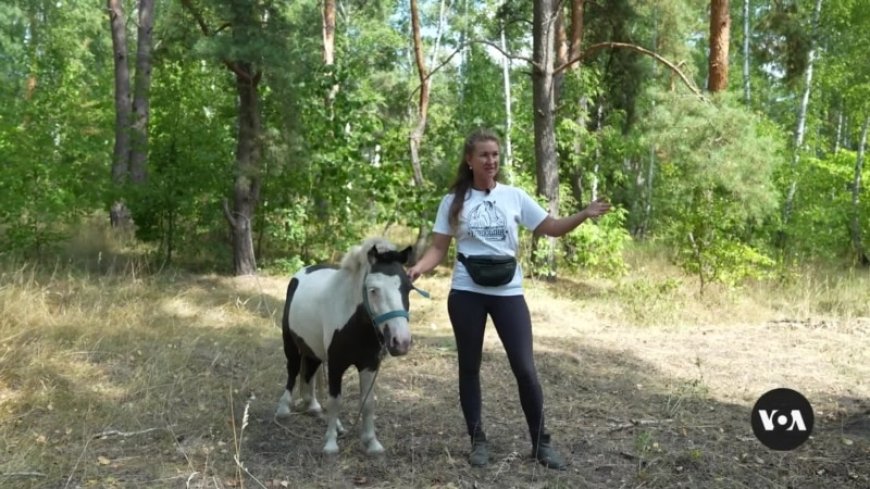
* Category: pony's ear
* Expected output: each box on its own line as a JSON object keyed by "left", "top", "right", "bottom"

{"left": 367, "top": 245, "right": 380, "bottom": 264}
{"left": 398, "top": 246, "right": 413, "bottom": 265}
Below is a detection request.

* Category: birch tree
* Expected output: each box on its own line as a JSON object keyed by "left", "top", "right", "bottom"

{"left": 851, "top": 117, "right": 869, "bottom": 265}
{"left": 782, "top": 0, "right": 823, "bottom": 234}
{"left": 742, "top": 0, "right": 751, "bottom": 104}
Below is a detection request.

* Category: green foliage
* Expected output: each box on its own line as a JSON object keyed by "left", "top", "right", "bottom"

{"left": 125, "top": 56, "right": 234, "bottom": 268}
{"left": 0, "top": 0, "right": 111, "bottom": 254}
{"left": 640, "top": 91, "right": 785, "bottom": 287}
{"left": 0, "top": 0, "right": 865, "bottom": 280}
{"left": 787, "top": 151, "right": 870, "bottom": 260}
{"left": 510, "top": 173, "right": 630, "bottom": 278}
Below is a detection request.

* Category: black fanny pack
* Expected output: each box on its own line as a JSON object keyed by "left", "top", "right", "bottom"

{"left": 457, "top": 253, "right": 517, "bottom": 287}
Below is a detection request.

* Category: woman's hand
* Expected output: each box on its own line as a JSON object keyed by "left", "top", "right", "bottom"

{"left": 583, "top": 198, "right": 612, "bottom": 218}
{"left": 407, "top": 265, "right": 423, "bottom": 283}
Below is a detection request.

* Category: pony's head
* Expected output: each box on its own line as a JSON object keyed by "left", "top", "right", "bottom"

{"left": 363, "top": 245, "right": 414, "bottom": 356}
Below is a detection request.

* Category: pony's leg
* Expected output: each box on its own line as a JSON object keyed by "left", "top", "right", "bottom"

{"left": 358, "top": 367, "right": 384, "bottom": 455}
{"left": 323, "top": 361, "right": 346, "bottom": 455}
{"left": 299, "top": 356, "right": 323, "bottom": 416}
{"left": 275, "top": 342, "right": 302, "bottom": 418}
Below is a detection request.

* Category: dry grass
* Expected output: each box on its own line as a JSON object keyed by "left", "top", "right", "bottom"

{"left": 0, "top": 235, "right": 868, "bottom": 489}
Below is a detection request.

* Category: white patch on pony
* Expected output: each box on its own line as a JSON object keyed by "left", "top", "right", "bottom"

{"left": 323, "top": 394, "right": 342, "bottom": 454}
{"left": 275, "top": 389, "right": 293, "bottom": 418}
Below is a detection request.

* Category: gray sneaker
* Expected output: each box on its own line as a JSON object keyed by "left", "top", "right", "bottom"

{"left": 468, "top": 438, "right": 489, "bottom": 467}
{"left": 533, "top": 434, "right": 567, "bottom": 470}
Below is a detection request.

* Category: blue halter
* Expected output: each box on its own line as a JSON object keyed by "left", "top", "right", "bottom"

{"left": 361, "top": 273, "right": 430, "bottom": 327}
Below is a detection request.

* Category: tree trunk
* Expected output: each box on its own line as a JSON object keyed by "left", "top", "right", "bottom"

{"left": 500, "top": 22, "right": 514, "bottom": 182}
{"left": 708, "top": 0, "right": 731, "bottom": 92}
{"left": 569, "top": 0, "right": 584, "bottom": 61}
{"left": 409, "top": 0, "right": 433, "bottom": 264}
{"left": 224, "top": 66, "right": 262, "bottom": 276}
{"left": 533, "top": 0, "right": 559, "bottom": 280}
{"left": 408, "top": 0, "right": 429, "bottom": 189}
{"left": 834, "top": 104, "right": 844, "bottom": 153}
{"left": 783, "top": 0, "right": 823, "bottom": 230}
{"left": 591, "top": 103, "right": 602, "bottom": 202}
{"left": 428, "top": 0, "right": 447, "bottom": 70}
{"left": 554, "top": 6, "right": 568, "bottom": 104}
{"left": 742, "top": 0, "right": 751, "bottom": 104}
{"left": 322, "top": 0, "right": 338, "bottom": 110}
{"left": 568, "top": 0, "right": 585, "bottom": 209}
{"left": 851, "top": 117, "right": 869, "bottom": 266}
{"left": 130, "top": 0, "right": 155, "bottom": 185}
{"left": 108, "top": 0, "right": 132, "bottom": 228}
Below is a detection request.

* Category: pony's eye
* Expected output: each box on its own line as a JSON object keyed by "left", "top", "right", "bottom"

{"left": 368, "top": 287, "right": 378, "bottom": 295}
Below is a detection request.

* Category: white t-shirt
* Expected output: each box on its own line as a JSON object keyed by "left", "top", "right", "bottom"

{"left": 432, "top": 183, "right": 549, "bottom": 296}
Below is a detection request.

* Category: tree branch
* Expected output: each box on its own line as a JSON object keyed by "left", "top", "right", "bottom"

{"left": 222, "top": 198, "right": 237, "bottom": 228}
{"left": 223, "top": 61, "right": 254, "bottom": 82}
{"left": 180, "top": 0, "right": 211, "bottom": 36}
{"left": 476, "top": 39, "right": 538, "bottom": 69}
{"left": 555, "top": 42, "right": 705, "bottom": 99}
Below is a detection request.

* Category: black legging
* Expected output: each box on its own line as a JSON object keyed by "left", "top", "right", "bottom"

{"left": 447, "top": 289, "right": 546, "bottom": 444}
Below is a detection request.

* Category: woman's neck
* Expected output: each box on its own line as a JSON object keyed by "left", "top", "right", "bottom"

{"left": 471, "top": 178, "right": 496, "bottom": 191}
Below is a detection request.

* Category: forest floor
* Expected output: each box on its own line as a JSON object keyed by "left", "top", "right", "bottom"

{"left": 0, "top": 247, "right": 868, "bottom": 489}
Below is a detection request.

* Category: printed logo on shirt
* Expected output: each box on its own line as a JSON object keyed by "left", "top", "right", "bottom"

{"left": 467, "top": 201, "right": 508, "bottom": 241}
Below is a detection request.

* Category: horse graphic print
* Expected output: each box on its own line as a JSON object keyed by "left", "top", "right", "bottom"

{"left": 467, "top": 201, "right": 508, "bottom": 242}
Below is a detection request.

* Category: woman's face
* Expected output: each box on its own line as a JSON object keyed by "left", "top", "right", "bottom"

{"left": 466, "top": 140, "right": 500, "bottom": 181}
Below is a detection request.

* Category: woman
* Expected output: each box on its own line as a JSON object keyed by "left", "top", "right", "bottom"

{"left": 407, "top": 129, "right": 611, "bottom": 469}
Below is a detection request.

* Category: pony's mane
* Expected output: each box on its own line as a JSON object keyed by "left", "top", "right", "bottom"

{"left": 339, "top": 237, "right": 397, "bottom": 279}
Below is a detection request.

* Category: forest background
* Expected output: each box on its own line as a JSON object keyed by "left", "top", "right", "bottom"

{"left": 1, "top": 1, "right": 869, "bottom": 488}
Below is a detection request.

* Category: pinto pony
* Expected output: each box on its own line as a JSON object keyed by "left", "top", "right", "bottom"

{"left": 275, "top": 238, "right": 421, "bottom": 455}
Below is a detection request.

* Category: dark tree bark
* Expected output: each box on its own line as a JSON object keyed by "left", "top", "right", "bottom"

{"left": 182, "top": 0, "right": 264, "bottom": 276}
{"left": 108, "top": 0, "right": 132, "bottom": 228}
{"left": 532, "top": 0, "right": 560, "bottom": 280}
{"left": 130, "top": 0, "right": 155, "bottom": 184}
{"left": 708, "top": 0, "right": 731, "bottom": 92}
{"left": 223, "top": 66, "right": 262, "bottom": 276}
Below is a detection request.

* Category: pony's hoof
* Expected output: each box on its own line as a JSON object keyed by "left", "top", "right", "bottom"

{"left": 275, "top": 405, "right": 292, "bottom": 418}
{"left": 306, "top": 406, "right": 323, "bottom": 418}
{"left": 363, "top": 439, "right": 385, "bottom": 455}
{"left": 322, "top": 442, "right": 339, "bottom": 455}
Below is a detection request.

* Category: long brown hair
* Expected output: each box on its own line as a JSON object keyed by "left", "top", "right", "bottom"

{"left": 447, "top": 129, "right": 503, "bottom": 230}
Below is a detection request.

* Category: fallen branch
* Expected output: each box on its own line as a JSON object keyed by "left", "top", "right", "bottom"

{"left": 93, "top": 426, "right": 174, "bottom": 440}
{"left": 1, "top": 472, "right": 47, "bottom": 478}
{"left": 608, "top": 418, "right": 673, "bottom": 433}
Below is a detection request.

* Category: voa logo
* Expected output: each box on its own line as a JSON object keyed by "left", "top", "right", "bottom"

{"left": 751, "top": 388, "right": 814, "bottom": 451}
{"left": 757, "top": 409, "right": 808, "bottom": 432}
